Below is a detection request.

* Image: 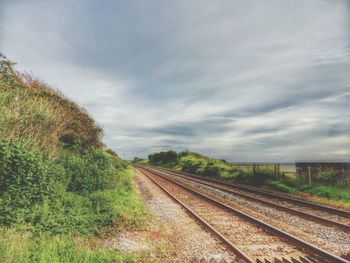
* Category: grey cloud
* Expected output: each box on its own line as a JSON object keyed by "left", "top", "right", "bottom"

{"left": 1, "top": 0, "right": 350, "bottom": 161}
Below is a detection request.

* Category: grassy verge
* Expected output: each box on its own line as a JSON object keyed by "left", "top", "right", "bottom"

{"left": 0, "top": 229, "right": 134, "bottom": 263}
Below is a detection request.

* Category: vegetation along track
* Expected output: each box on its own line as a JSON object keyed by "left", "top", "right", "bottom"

{"left": 148, "top": 165, "right": 350, "bottom": 231}
{"left": 135, "top": 165, "right": 349, "bottom": 263}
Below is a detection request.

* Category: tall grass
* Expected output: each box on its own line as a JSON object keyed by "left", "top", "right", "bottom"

{"left": 0, "top": 55, "right": 103, "bottom": 153}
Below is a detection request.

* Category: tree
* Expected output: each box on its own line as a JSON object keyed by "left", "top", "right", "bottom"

{"left": 148, "top": 151, "right": 178, "bottom": 164}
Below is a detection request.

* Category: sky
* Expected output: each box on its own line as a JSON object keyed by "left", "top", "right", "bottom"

{"left": 0, "top": 0, "right": 349, "bottom": 162}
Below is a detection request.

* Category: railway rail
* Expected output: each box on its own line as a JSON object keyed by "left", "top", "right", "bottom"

{"left": 135, "top": 165, "right": 349, "bottom": 263}
{"left": 144, "top": 165, "right": 350, "bottom": 232}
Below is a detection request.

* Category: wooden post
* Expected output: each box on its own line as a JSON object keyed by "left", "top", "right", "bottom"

{"left": 308, "top": 165, "right": 312, "bottom": 185}
{"left": 274, "top": 164, "right": 277, "bottom": 179}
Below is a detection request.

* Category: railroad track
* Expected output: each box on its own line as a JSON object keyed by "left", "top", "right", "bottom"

{"left": 145, "top": 165, "right": 350, "bottom": 232}
{"left": 135, "top": 165, "right": 349, "bottom": 263}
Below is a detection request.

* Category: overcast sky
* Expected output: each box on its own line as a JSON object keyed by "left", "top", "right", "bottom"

{"left": 1, "top": 0, "right": 349, "bottom": 161}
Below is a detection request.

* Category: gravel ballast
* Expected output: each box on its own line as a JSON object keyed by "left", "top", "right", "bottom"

{"left": 154, "top": 169, "right": 350, "bottom": 257}
{"left": 135, "top": 169, "right": 237, "bottom": 262}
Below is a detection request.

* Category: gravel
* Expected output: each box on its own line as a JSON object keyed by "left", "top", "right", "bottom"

{"left": 144, "top": 170, "right": 307, "bottom": 262}
{"left": 135, "top": 169, "right": 237, "bottom": 263}
{"left": 156, "top": 170, "right": 350, "bottom": 257}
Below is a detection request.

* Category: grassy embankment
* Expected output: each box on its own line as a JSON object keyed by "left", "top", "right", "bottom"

{"left": 142, "top": 151, "right": 350, "bottom": 208}
{"left": 0, "top": 54, "right": 149, "bottom": 262}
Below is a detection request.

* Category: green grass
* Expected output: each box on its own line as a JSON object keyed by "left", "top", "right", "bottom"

{"left": 299, "top": 185, "right": 350, "bottom": 201}
{"left": 0, "top": 229, "right": 134, "bottom": 263}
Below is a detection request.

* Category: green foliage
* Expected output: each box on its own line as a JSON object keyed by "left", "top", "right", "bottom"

{"left": 148, "top": 150, "right": 178, "bottom": 164}
{"left": 0, "top": 53, "right": 16, "bottom": 86}
{"left": 0, "top": 139, "right": 54, "bottom": 226}
{"left": 313, "top": 168, "right": 346, "bottom": 185}
{"left": 106, "top": 148, "right": 119, "bottom": 158}
{"left": 181, "top": 157, "right": 207, "bottom": 174}
{"left": 203, "top": 162, "right": 221, "bottom": 177}
{"left": 63, "top": 148, "right": 125, "bottom": 192}
{"left": 299, "top": 185, "right": 350, "bottom": 201}
{"left": 0, "top": 137, "right": 147, "bottom": 236}
{"left": 266, "top": 179, "right": 297, "bottom": 193}
{"left": 0, "top": 55, "right": 149, "bottom": 261}
{"left": 250, "top": 167, "right": 275, "bottom": 185}
{"left": 132, "top": 157, "right": 145, "bottom": 163}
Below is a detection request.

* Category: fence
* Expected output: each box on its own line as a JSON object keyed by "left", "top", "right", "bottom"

{"left": 295, "top": 162, "right": 350, "bottom": 185}
{"left": 228, "top": 162, "right": 295, "bottom": 173}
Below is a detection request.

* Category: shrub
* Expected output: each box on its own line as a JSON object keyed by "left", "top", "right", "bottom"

{"left": 148, "top": 150, "right": 178, "bottom": 164}
{"left": 64, "top": 149, "right": 121, "bottom": 193}
{"left": 266, "top": 180, "right": 296, "bottom": 193}
{"left": 0, "top": 139, "right": 54, "bottom": 226}
{"left": 182, "top": 159, "right": 204, "bottom": 173}
{"left": 314, "top": 168, "right": 345, "bottom": 185}
{"left": 0, "top": 137, "right": 146, "bottom": 236}
{"left": 203, "top": 162, "right": 221, "bottom": 177}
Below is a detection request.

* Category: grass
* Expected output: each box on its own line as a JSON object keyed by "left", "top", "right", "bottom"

{"left": 265, "top": 179, "right": 297, "bottom": 193}
{"left": 0, "top": 55, "right": 102, "bottom": 154}
{"left": 299, "top": 185, "right": 350, "bottom": 202}
{"left": 0, "top": 229, "right": 134, "bottom": 263}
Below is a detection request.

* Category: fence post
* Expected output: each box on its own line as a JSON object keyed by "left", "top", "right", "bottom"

{"left": 308, "top": 165, "right": 312, "bottom": 185}
{"left": 274, "top": 164, "right": 277, "bottom": 179}
{"left": 277, "top": 163, "right": 280, "bottom": 177}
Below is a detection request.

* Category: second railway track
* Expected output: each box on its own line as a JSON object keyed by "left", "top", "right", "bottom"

{"left": 136, "top": 165, "right": 349, "bottom": 263}
{"left": 147, "top": 165, "right": 350, "bottom": 231}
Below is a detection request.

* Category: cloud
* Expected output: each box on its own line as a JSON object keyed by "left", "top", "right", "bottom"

{"left": 1, "top": 0, "right": 349, "bottom": 161}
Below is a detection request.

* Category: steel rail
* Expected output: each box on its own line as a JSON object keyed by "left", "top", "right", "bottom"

{"left": 136, "top": 168, "right": 254, "bottom": 263}
{"left": 144, "top": 165, "right": 350, "bottom": 232}
{"left": 136, "top": 165, "right": 349, "bottom": 263}
{"left": 152, "top": 165, "right": 350, "bottom": 218}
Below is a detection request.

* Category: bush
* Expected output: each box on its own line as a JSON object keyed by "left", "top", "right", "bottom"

{"left": 0, "top": 137, "right": 147, "bottom": 236}
{"left": 64, "top": 148, "right": 123, "bottom": 193}
{"left": 314, "top": 168, "right": 345, "bottom": 185}
{"left": 266, "top": 180, "right": 296, "bottom": 193}
{"left": 0, "top": 139, "right": 54, "bottom": 226}
{"left": 203, "top": 162, "right": 221, "bottom": 177}
{"left": 148, "top": 151, "right": 178, "bottom": 164}
{"left": 182, "top": 159, "right": 205, "bottom": 173}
